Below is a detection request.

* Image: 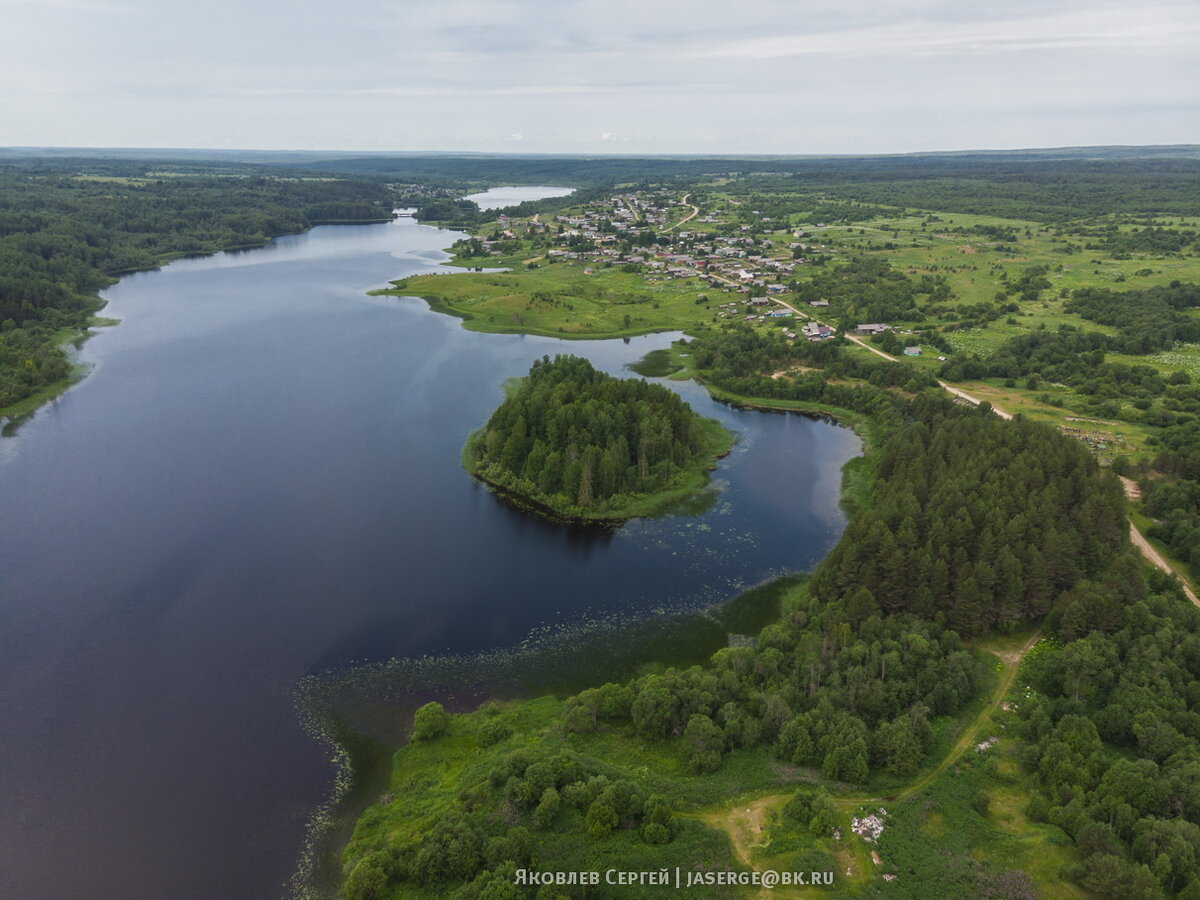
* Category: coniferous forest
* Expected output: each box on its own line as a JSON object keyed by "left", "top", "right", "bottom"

{"left": 810, "top": 414, "right": 1129, "bottom": 636}
{"left": 465, "top": 355, "right": 733, "bottom": 519}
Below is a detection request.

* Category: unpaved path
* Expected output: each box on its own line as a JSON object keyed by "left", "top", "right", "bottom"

{"left": 1119, "top": 476, "right": 1141, "bottom": 501}
{"left": 700, "top": 633, "right": 1040, "bottom": 873}
{"left": 836, "top": 631, "right": 1039, "bottom": 808}
{"left": 1129, "top": 522, "right": 1199, "bottom": 606}
{"left": 937, "top": 381, "right": 1014, "bottom": 419}
{"left": 768, "top": 297, "right": 1015, "bottom": 420}
{"left": 697, "top": 794, "right": 782, "bottom": 869}
{"left": 666, "top": 193, "right": 699, "bottom": 232}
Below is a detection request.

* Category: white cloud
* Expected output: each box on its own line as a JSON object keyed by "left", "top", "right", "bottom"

{"left": 694, "top": 5, "right": 1200, "bottom": 59}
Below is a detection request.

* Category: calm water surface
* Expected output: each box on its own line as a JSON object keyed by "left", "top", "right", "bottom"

{"left": 463, "top": 185, "right": 575, "bottom": 209}
{"left": 0, "top": 209, "right": 858, "bottom": 899}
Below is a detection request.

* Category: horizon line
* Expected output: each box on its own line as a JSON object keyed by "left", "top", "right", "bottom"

{"left": 3, "top": 142, "right": 1199, "bottom": 161}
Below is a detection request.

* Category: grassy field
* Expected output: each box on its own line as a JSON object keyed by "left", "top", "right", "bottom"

{"left": 379, "top": 261, "right": 719, "bottom": 339}
{"left": 793, "top": 209, "right": 1200, "bottom": 474}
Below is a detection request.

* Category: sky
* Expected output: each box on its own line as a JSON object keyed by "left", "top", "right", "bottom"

{"left": 1, "top": 0, "right": 1197, "bottom": 154}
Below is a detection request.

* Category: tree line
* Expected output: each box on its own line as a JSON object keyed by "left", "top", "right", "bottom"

{"left": 0, "top": 164, "right": 395, "bottom": 412}
{"left": 1066, "top": 283, "right": 1200, "bottom": 354}
{"left": 687, "top": 324, "right": 939, "bottom": 430}
{"left": 789, "top": 256, "right": 950, "bottom": 325}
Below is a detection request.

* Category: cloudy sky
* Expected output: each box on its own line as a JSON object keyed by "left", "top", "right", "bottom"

{"left": 2, "top": 0, "right": 1197, "bottom": 153}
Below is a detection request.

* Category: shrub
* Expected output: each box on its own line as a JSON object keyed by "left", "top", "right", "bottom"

{"left": 412, "top": 701, "right": 449, "bottom": 741}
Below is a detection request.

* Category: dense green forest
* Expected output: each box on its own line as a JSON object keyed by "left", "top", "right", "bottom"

{"left": 707, "top": 160, "right": 1200, "bottom": 221}
{"left": 465, "top": 355, "right": 732, "bottom": 519}
{"left": 307, "top": 151, "right": 1200, "bottom": 219}
{"left": 1066, "top": 284, "right": 1200, "bottom": 353}
{"left": 1019, "top": 590, "right": 1200, "bottom": 897}
{"left": 811, "top": 414, "right": 1129, "bottom": 635}
{"left": 0, "top": 162, "right": 394, "bottom": 413}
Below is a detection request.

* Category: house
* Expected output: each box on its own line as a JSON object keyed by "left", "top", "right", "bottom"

{"left": 903, "top": 346, "right": 922, "bottom": 356}
{"left": 802, "top": 322, "right": 834, "bottom": 341}
{"left": 855, "top": 323, "right": 890, "bottom": 335}
{"left": 809, "top": 300, "right": 830, "bottom": 308}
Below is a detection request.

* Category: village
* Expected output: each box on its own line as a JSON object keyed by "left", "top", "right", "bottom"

{"left": 472, "top": 189, "right": 920, "bottom": 349}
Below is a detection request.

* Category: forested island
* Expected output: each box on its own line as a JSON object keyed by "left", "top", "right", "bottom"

{"left": 464, "top": 355, "right": 734, "bottom": 523}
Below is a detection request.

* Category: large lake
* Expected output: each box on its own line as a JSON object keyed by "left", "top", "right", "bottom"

{"left": 0, "top": 206, "right": 859, "bottom": 899}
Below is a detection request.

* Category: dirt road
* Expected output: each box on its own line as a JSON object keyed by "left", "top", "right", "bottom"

{"left": 1129, "top": 521, "right": 1199, "bottom": 606}
{"left": 741, "top": 299, "right": 1186, "bottom": 598}
{"left": 666, "top": 193, "right": 700, "bottom": 231}
{"left": 699, "top": 632, "right": 1041, "bottom": 873}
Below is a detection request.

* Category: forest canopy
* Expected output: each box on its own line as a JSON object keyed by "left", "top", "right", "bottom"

{"left": 464, "top": 355, "right": 733, "bottom": 520}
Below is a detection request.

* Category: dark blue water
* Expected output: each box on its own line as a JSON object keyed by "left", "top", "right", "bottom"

{"left": 0, "top": 214, "right": 859, "bottom": 900}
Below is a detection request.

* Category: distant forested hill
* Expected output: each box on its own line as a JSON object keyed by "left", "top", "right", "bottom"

{"left": 312, "top": 152, "right": 1200, "bottom": 220}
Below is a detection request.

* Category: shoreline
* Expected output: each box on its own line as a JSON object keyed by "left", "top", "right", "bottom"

{"left": 294, "top": 566, "right": 826, "bottom": 900}
{"left": 0, "top": 217, "right": 395, "bottom": 427}
{"left": 461, "top": 414, "right": 736, "bottom": 526}
{"left": 375, "top": 283, "right": 698, "bottom": 342}
{"left": 300, "top": 376, "right": 867, "bottom": 899}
